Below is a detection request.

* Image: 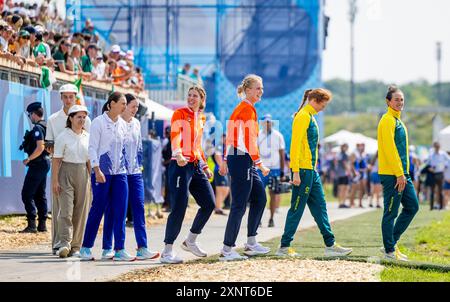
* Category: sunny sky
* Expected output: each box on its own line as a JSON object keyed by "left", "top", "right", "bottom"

{"left": 322, "top": 0, "right": 450, "bottom": 84}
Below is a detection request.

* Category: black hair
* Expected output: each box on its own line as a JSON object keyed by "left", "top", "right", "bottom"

{"left": 35, "top": 32, "right": 43, "bottom": 41}
{"left": 102, "top": 91, "right": 124, "bottom": 113}
{"left": 66, "top": 111, "right": 87, "bottom": 129}
{"left": 32, "top": 108, "right": 44, "bottom": 118}
{"left": 386, "top": 85, "right": 402, "bottom": 101}
{"left": 125, "top": 93, "right": 137, "bottom": 104}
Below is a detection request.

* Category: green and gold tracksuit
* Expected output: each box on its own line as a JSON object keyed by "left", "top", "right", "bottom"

{"left": 280, "top": 104, "right": 335, "bottom": 248}
{"left": 378, "top": 106, "right": 419, "bottom": 254}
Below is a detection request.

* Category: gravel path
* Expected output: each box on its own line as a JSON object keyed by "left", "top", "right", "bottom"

{"left": 115, "top": 259, "right": 384, "bottom": 282}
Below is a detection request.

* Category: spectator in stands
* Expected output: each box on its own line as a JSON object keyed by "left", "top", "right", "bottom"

{"left": 82, "top": 19, "right": 95, "bottom": 35}
{"left": 109, "top": 44, "right": 121, "bottom": 61}
{"left": 92, "top": 51, "right": 106, "bottom": 79}
{"left": 8, "top": 14, "right": 22, "bottom": 31}
{"left": 66, "top": 44, "right": 83, "bottom": 74}
{"left": 81, "top": 43, "right": 98, "bottom": 75}
{"left": 0, "top": 22, "right": 12, "bottom": 51}
{"left": 16, "top": 29, "right": 30, "bottom": 59}
{"left": 53, "top": 38, "right": 71, "bottom": 72}
{"left": 190, "top": 67, "right": 203, "bottom": 86}
{"left": 179, "top": 63, "right": 190, "bottom": 75}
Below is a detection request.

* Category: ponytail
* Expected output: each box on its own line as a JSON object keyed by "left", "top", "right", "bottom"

{"left": 294, "top": 89, "right": 313, "bottom": 116}
{"left": 102, "top": 91, "right": 124, "bottom": 113}
{"left": 294, "top": 88, "right": 332, "bottom": 117}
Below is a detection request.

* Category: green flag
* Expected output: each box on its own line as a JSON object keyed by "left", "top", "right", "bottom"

{"left": 40, "top": 66, "right": 55, "bottom": 90}
{"left": 73, "top": 78, "right": 85, "bottom": 105}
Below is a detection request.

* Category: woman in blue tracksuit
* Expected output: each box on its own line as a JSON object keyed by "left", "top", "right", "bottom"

{"left": 79, "top": 92, "right": 131, "bottom": 261}
{"left": 102, "top": 94, "right": 160, "bottom": 261}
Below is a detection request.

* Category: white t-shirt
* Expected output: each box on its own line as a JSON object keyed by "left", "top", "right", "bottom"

{"left": 54, "top": 128, "right": 89, "bottom": 164}
{"left": 257, "top": 129, "right": 285, "bottom": 169}
{"left": 46, "top": 107, "right": 91, "bottom": 141}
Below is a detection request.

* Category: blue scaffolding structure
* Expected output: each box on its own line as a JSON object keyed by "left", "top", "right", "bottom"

{"left": 67, "top": 0, "right": 325, "bottom": 147}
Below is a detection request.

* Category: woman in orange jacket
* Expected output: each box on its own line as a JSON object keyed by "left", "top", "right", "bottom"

{"left": 160, "top": 85, "right": 215, "bottom": 264}
{"left": 218, "top": 74, "right": 270, "bottom": 261}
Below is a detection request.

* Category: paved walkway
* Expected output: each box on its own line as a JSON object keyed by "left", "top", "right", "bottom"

{"left": 0, "top": 203, "right": 374, "bottom": 282}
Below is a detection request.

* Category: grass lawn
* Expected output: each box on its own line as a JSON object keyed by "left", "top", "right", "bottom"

{"left": 195, "top": 205, "right": 449, "bottom": 281}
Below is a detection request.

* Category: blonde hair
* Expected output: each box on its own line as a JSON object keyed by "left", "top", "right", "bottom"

{"left": 188, "top": 85, "right": 207, "bottom": 110}
{"left": 295, "top": 88, "right": 332, "bottom": 116}
{"left": 237, "top": 74, "right": 263, "bottom": 98}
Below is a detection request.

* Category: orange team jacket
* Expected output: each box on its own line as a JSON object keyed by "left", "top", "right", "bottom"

{"left": 225, "top": 99, "right": 262, "bottom": 165}
{"left": 171, "top": 107, "right": 208, "bottom": 170}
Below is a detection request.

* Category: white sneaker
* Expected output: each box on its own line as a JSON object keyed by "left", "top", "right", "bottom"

{"left": 324, "top": 243, "right": 353, "bottom": 257}
{"left": 70, "top": 251, "right": 80, "bottom": 258}
{"left": 181, "top": 240, "right": 207, "bottom": 257}
{"left": 219, "top": 249, "right": 248, "bottom": 261}
{"left": 160, "top": 251, "right": 183, "bottom": 264}
{"left": 113, "top": 249, "right": 136, "bottom": 262}
{"left": 101, "top": 249, "right": 115, "bottom": 260}
{"left": 57, "top": 246, "right": 70, "bottom": 258}
{"left": 243, "top": 243, "right": 270, "bottom": 256}
{"left": 136, "top": 247, "right": 160, "bottom": 260}
{"left": 381, "top": 246, "right": 409, "bottom": 261}
{"left": 275, "top": 247, "right": 300, "bottom": 257}
{"left": 79, "top": 247, "right": 94, "bottom": 261}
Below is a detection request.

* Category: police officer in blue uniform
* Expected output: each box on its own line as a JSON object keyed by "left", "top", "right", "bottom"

{"left": 20, "top": 102, "right": 50, "bottom": 233}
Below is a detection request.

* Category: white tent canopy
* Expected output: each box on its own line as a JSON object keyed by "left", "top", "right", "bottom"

{"left": 438, "top": 125, "right": 450, "bottom": 152}
{"left": 323, "top": 130, "right": 378, "bottom": 155}
{"left": 144, "top": 98, "right": 174, "bottom": 121}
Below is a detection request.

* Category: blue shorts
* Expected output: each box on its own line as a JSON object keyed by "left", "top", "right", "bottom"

{"left": 444, "top": 181, "right": 450, "bottom": 190}
{"left": 257, "top": 168, "right": 281, "bottom": 189}
{"left": 371, "top": 172, "right": 381, "bottom": 184}
{"left": 214, "top": 169, "right": 230, "bottom": 187}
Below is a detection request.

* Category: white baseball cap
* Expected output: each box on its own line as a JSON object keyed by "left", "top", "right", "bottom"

{"left": 111, "top": 44, "right": 121, "bottom": 53}
{"left": 59, "top": 84, "right": 78, "bottom": 94}
{"left": 68, "top": 105, "right": 89, "bottom": 115}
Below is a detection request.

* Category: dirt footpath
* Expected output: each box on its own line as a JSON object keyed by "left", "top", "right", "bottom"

{"left": 115, "top": 258, "right": 384, "bottom": 282}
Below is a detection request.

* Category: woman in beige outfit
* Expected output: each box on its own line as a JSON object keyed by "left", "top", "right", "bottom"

{"left": 51, "top": 105, "right": 91, "bottom": 258}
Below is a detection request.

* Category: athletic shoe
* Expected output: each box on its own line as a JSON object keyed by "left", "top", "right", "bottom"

{"left": 136, "top": 247, "right": 160, "bottom": 260}
{"left": 101, "top": 249, "right": 115, "bottom": 260}
{"left": 275, "top": 247, "right": 300, "bottom": 257}
{"left": 219, "top": 249, "right": 248, "bottom": 261}
{"left": 160, "top": 251, "right": 183, "bottom": 264}
{"left": 70, "top": 251, "right": 80, "bottom": 258}
{"left": 113, "top": 249, "right": 136, "bottom": 262}
{"left": 57, "top": 246, "right": 70, "bottom": 258}
{"left": 268, "top": 219, "right": 275, "bottom": 228}
{"left": 324, "top": 243, "right": 353, "bottom": 257}
{"left": 243, "top": 242, "right": 270, "bottom": 256}
{"left": 380, "top": 246, "right": 408, "bottom": 261}
{"left": 181, "top": 240, "right": 207, "bottom": 257}
{"left": 383, "top": 251, "right": 409, "bottom": 261}
{"left": 79, "top": 247, "right": 94, "bottom": 261}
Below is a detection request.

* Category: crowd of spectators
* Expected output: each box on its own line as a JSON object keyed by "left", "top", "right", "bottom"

{"left": 0, "top": 0, "right": 144, "bottom": 93}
